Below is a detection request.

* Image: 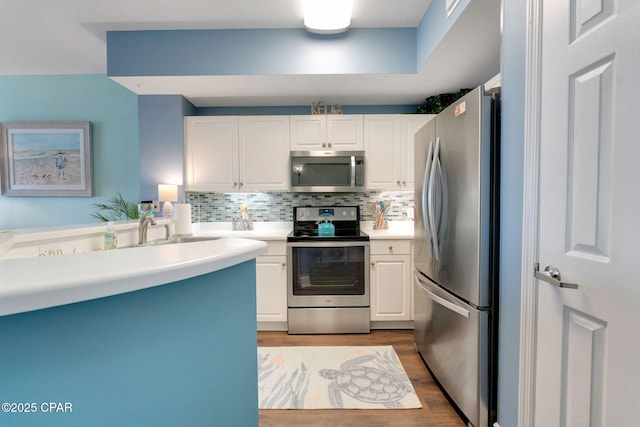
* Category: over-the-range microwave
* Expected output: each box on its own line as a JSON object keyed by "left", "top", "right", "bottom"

{"left": 290, "top": 151, "right": 365, "bottom": 192}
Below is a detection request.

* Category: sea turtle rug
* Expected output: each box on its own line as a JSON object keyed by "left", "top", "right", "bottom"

{"left": 257, "top": 345, "right": 422, "bottom": 410}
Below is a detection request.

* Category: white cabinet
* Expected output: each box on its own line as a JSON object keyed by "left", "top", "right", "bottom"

{"left": 185, "top": 116, "right": 239, "bottom": 192}
{"left": 364, "top": 115, "right": 402, "bottom": 190}
{"left": 238, "top": 116, "right": 290, "bottom": 191}
{"left": 370, "top": 240, "right": 412, "bottom": 321}
{"left": 401, "top": 115, "right": 434, "bottom": 189}
{"left": 364, "top": 114, "right": 434, "bottom": 190}
{"left": 185, "top": 116, "right": 290, "bottom": 192}
{"left": 256, "top": 241, "right": 288, "bottom": 328}
{"left": 290, "top": 115, "right": 364, "bottom": 150}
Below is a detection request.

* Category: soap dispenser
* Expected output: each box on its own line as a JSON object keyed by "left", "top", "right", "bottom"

{"left": 104, "top": 222, "right": 117, "bottom": 250}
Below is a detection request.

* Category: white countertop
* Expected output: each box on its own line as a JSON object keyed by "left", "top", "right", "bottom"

{"left": 0, "top": 237, "right": 267, "bottom": 317}
{"left": 190, "top": 221, "right": 292, "bottom": 241}
{"left": 0, "top": 218, "right": 412, "bottom": 317}
{"left": 360, "top": 220, "right": 414, "bottom": 239}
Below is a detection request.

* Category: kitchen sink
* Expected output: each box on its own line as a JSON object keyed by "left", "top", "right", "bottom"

{"left": 120, "top": 235, "right": 220, "bottom": 249}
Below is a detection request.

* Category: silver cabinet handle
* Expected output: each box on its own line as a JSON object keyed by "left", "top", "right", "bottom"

{"left": 534, "top": 263, "right": 579, "bottom": 289}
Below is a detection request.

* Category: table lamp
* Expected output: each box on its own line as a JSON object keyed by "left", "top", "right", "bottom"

{"left": 158, "top": 184, "right": 178, "bottom": 218}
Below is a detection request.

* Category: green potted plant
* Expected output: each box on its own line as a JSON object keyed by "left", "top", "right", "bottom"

{"left": 91, "top": 192, "right": 139, "bottom": 222}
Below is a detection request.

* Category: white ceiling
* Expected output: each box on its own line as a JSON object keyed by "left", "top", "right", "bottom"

{"left": 0, "top": 0, "right": 501, "bottom": 107}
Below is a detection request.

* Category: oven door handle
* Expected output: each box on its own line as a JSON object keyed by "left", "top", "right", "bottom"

{"left": 287, "top": 241, "right": 370, "bottom": 248}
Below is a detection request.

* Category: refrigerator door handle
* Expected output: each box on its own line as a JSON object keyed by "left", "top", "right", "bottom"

{"left": 436, "top": 144, "right": 448, "bottom": 244}
{"left": 422, "top": 140, "right": 434, "bottom": 250}
{"left": 414, "top": 272, "right": 470, "bottom": 318}
{"left": 428, "top": 138, "right": 441, "bottom": 260}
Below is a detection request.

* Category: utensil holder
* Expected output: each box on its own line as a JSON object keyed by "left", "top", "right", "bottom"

{"left": 374, "top": 212, "right": 388, "bottom": 230}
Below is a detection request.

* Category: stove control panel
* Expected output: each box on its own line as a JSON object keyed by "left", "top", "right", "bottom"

{"left": 295, "top": 206, "right": 358, "bottom": 222}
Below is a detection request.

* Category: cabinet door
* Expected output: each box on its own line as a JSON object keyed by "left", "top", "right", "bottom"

{"left": 370, "top": 254, "right": 411, "bottom": 321}
{"left": 185, "top": 116, "right": 239, "bottom": 191}
{"left": 364, "top": 115, "right": 402, "bottom": 190}
{"left": 290, "top": 116, "right": 326, "bottom": 150}
{"left": 239, "top": 116, "right": 290, "bottom": 191}
{"left": 327, "top": 115, "right": 364, "bottom": 150}
{"left": 400, "top": 115, "right": 435, "bottom": 189}
{"left": 256, "top": 255, "right": 287, "bottom": 323}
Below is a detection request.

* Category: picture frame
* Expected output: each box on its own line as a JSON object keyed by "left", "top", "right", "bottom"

{"left": 0, "top": 121, "right": 92, "bottom": 196}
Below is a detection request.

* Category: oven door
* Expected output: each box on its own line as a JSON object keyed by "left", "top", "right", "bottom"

{"left": 287, "top": 240, "right": 370, "bottom": 307}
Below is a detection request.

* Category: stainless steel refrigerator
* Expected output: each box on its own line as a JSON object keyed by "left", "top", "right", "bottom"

{"left": 414, "top": 85, "right": 500, "bottom": 427}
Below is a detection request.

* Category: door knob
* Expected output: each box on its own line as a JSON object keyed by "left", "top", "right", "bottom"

{"left": 534, "top": 263, "right": 579, "bottom": 289}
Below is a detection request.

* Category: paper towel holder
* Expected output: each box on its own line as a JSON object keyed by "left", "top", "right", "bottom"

{"left": 174, "top": 203, "right": 193, "bottom": 237}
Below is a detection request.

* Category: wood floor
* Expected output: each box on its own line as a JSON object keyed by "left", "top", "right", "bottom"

{"left": 257, "top": 330, "right": 466, "bottom": 427}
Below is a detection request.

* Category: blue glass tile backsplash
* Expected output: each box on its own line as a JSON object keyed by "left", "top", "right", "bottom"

{"left": 186, "top": 191, "right": 414, "bottom": 222}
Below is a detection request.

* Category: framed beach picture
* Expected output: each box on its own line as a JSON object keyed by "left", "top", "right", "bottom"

{"left": 0, "top": 121, "right": 92, "bottom": 196}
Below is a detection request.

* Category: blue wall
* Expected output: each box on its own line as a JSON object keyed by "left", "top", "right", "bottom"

{"left": 107, "top": 28, "right": 416, "bottom": 76}
{"left": 138, "top": 95, "right": 195, "bottom": 201}
{"left": 416, "top": 0, "right": 471, "bottom": 70}
{"left": 0, "top": 75, "right": 139, "bottom": 230}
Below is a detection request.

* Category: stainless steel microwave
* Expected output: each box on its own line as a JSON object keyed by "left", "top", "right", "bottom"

{"left": 290, "top": 151, "right": 365, "bottom": 192}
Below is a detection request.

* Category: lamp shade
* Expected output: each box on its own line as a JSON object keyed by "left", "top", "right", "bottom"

{"left": 158, "top": 184, "right": 178, "bottom": 202}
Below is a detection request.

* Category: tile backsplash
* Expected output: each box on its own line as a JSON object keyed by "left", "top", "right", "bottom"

{"left": 186, "top": 191, "right": 414, "bottom": 222}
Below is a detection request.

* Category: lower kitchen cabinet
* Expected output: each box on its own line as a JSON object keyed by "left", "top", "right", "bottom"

{"left": 256, "top": 241, "right": 288, "bottom": 330}
{"left": 370, "top": 240, "right": 412, "bottom": 322}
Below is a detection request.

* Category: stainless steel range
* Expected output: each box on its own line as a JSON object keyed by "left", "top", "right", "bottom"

{"left": 287, "top": 206, "right": 370, "bottom": 334}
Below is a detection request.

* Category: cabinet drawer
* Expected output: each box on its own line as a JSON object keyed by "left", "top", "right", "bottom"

{"left": 264, "top": 241, "right": 287, "bottom": 256}
{"left": 370, "top": 240, "right": 411, "bottom": 255}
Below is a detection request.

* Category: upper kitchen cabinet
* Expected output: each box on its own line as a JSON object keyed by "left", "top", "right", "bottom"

{"left": 364, "top": 114, "right": 434, "bottom": 191}
{"left": 290, "top": 115, "right": 364, "bottom": 151}
{"left": 185, "top": 116, "right": 290, "bottom": 192}
{"left": 185, "top": 116, "right": 239, "bottom": 192}
{"left": 238, "top": 116, "right": 290, "bottom": 191}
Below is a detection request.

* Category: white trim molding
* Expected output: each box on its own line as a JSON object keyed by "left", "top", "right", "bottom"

{"left": 518, "top": 0, "right": 543, "bottom": 425}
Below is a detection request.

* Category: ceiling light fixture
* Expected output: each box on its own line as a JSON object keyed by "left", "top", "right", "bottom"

{"left": 304, "top": 0, "right": 353, "bottom": 34}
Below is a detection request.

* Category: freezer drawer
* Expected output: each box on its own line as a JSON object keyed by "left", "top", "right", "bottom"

{"left": 414, "top": 271, "right": 489, "bottom": 427}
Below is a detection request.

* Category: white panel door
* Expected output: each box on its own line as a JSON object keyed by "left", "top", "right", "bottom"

{"left": 363, "top": 115, "right": 401, "bottom": 190}
{"left": 370, "top": 254, "right": 411, "bottom": 321}
{"left": 400, "top": 115, "right": 434, "bottom": 189}
{"left": 289, "top": 116, "right": 326, "bottom": 150}
{"left": 327, "top": 115, "right": 364, "bottom": 150}
{"left": 184, "top": 116, "right": 239, "bottom": 191}
{"left": 238, "top": 116, "right": 290, "bottom": 191}
{"left": 256, "top": 255, "right": 287, "bottom": 323}
{"left": 534, "top": 1, "right": 640, "bottom": 426}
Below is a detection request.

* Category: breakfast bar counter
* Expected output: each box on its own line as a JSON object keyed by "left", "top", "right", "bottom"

{"left": 0, "top": 224, "right": 266, "bottom": 427}
{"left": 0, "top": 236, "right": 266, "bottom": 316}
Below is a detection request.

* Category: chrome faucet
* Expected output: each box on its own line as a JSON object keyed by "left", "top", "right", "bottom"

{"left": 138, "top": 209, "right": 157, "bottom": 245}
